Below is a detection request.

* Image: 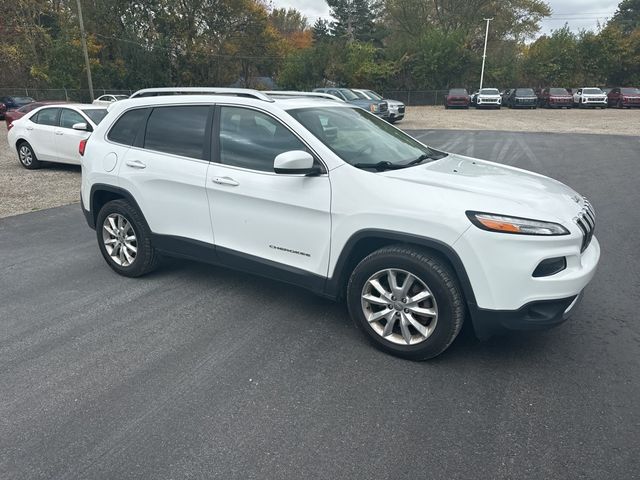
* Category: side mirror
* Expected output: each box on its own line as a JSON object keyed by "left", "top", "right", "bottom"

{"left": 72, "top": 122, "right": 90, "bottom": 132}
{"left": 274, "top": 150, "right": 320, "bottom": 175}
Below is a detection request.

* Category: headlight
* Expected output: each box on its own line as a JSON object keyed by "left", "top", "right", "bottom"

{"left": 466, "top": 211, "right": 569, "bottom": 236}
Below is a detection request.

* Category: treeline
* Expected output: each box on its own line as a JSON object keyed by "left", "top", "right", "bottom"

{"left": 0, "top": 0, "right": 638, "bottom": 92}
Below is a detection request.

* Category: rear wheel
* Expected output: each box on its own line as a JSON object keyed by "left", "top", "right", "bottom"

{"left": 96, "top": 199, "right": 160, "bottom": 277}
{"left": 347, "top": 245, "right": 465, "bottom": 360}
{"left": 17, "top": 142, "right": 42, "bottom": 169}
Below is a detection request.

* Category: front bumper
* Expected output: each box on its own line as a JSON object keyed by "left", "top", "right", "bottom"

{"left": 453, "top": 224, "right": 600, "bottom": 337}
{"left": 471, "top": 293, "right": 583, "bottom": 339}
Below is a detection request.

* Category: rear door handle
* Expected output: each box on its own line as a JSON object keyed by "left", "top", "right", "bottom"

{"left": 212, "top": 176, "right": 239, "bottom": 187}
{"left": 26, "top": 126, "right": 34, "bottom": 131}
{"left": 125, "top": 159, "right": 146, "bottom": 169}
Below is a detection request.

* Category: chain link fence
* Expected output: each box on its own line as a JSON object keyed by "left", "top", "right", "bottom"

{"left": 381, "top": 90, "right": 451, "bottom": 106}
{"left": 0, "top": 88, "right": 134, "bottom": 103}
{"left": 1, "top": 87, "right": 452, "bottom": 106}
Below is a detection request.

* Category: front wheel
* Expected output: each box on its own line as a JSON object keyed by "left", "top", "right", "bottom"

{"left": 347, "top": 245, "right": 465, "bottom": 360}
{"left": 96, "top": 199, "right": 160, "bottom": 277}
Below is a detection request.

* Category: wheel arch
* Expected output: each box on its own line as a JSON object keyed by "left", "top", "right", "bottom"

{"left": 325, "top": 229, "right": 477, "bottom": 310}
{"left": 89, "top": 184, "right": 144, "bottom": 230}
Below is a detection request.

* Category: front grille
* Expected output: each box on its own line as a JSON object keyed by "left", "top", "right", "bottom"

{"left": 574, "top": 198, "right": 596, "bottom": 253}
{"left": 398, "top": 106, "right": 405, "bottom": 113}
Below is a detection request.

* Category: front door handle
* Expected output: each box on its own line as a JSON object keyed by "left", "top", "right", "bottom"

{"left": 125, "top": 159, "right": 146, "bottom": 169}
{"left": 212, "top": 176, "right": 239, "bottom": 187}
{"left": 54, "top": 130, "right": 64, "bottom": 136}
{"left": 26, "top": 126, "right": 34, "bottom": 131}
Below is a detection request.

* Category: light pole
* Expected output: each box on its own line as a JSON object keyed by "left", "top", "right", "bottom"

{"left": 479, "top": 18, "right": 493, "bottom": 91}
{"left": 76, "top": 0, "right": 94, "bottom": 102}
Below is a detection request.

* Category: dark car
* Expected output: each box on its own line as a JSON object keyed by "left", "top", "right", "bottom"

{"left": 538, "top": 88, "right": 573, "bottom": 109}
{"left": 313, "top": 88, "right": 389, "bottom": 119}
{"left": 0, "top": 96, "right": 36, "bottom": 119}
{"left": 506, "top": 88, "right": 538, "bottom": 109}
{"left": 607, "top": 87, "right": 640, "bottom": 108}
{"left": 445, "top": 88, "right": 470, "bottom": 109}
{"left": 4, "top": 100, "right": 71, "bottom": 128}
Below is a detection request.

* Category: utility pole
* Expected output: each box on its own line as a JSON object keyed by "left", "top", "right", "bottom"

{"left": 479, "top": 18, "right": 493, "bottom": 91}
{"left": 76, "top": 0, "right": 94, "bottom": 102}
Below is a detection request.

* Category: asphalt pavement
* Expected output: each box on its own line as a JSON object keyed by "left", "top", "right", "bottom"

{"left": 1, "top": 130, "right": 639, "bottom": 479}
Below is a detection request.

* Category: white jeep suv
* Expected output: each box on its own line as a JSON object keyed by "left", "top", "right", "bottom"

{"left": 80, "top": 88, "right": 600, "bottom": 360}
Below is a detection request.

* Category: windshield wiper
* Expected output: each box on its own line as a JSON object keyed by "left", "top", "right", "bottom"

{"left": 352, "top": 161, "right": 407, "bottom": 171}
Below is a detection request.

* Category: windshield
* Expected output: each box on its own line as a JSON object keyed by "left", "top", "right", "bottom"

{"left": 480, "top": 89, "right": 499, "bottom": 95}
{"left": 583, "top": 88, "right": 603, "bottom": 94}
{"left": 351, "top": 90, "right": 367, "bottom": 99}
{"left": 364, "top": 90, "right": 384, "bottom": 100}
{"left": 449, "top": 89, "right": 467, "bottom": 95}
{"left": 288, "top": 107, "right": 444, "bottom": 169}
{"left": 338, "top": 89, "right": 359, "bottom": 101}
{"left": 516, "top": 88, "right": 535, "bottom": 96}
{"left": 13, "top": 97, "right": 35, "bottom": 104}
{"left": 621, "top": 88, "right": 640, "bottom": 95}
{"left": 550, "top": 88, "right": 568, "bottom": 95}
{"left": 82, "top": 109, "right": 108, "bottom": 124}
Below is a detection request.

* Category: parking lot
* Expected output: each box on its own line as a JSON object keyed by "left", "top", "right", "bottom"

{"left": 1, "top": 128, "right": 639, "bottom": 479}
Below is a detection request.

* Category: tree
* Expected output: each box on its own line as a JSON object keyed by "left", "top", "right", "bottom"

{"left": 610, "top": 0, "right": 640, "bottom": 34}
{"left": 327, "top": 0, "right": 383, "bottom": 43}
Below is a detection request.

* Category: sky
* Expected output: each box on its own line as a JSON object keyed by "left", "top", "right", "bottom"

{"left": 268, "top": 0, "right": 621, "bottom": 37}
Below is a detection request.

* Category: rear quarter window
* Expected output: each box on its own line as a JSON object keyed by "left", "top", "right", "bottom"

{"left": 107, "top": 108, "right": 150, "bottom": 146}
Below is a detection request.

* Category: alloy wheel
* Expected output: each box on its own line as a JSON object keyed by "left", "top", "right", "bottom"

{"left": 102, "top": 213, "right": 138, "bottom": 267}
{"left": 360, "top": 268, "right": 438, "bottom": 345}
{"left": 19, "top": 145, "right": 33, "bottom": 166}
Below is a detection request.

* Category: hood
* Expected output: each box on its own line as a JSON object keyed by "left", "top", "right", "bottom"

{"left": 385, "top": 99, "right": 404, "bottom": 107}
{"left": 381, "top": 153, "right": 584, "bottom": 220}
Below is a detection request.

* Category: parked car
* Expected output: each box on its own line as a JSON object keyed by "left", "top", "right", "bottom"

{"left": 444, "top": 88, "right": 470, "bottom": 109}
{"left": 313, "top": 88, "right": 389, "bottom": 120}
{"left": 538, "top": 88, "right": 573, "bottom": 109}
{"left": 474, "top": 88, "right": 502, "bottom": 108}
{"left": 0, "top": 96, "right": 35, "bottom": 119}
{"left": 573, "top": 88, "right": 607, "bottom": 108}
{"left": 4, "top": 100, "right": 71, "bottom": 128}
{"left": 7, "top": 104, "right": 108, "bottom": 169}
{"left": 352, "top": 89, "right": 405, "bottom": 123}
{"left": 505, "top": 88, "right": 538, "bottom": 109}
{"left": 79, "top": 87, "right": 599, "bottom": 360}
{"left": 607, "top": 87, "right": 640, "bottom": 108}
{"left": 92, "top": 94, "right": 130, "bottom": 106}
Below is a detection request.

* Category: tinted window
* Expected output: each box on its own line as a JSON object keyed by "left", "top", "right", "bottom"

{"left": 60, "top": 109, "right": 85, "bottom": 129}
{"left": 144, "top": 106, "right": 209, "bottom": 159}
{"left": 33, "top": 108, "right": 60, "bottom": 126}
{"left": 219, "top": 106, "right": 306, "bottom": 172}
{"left": 82, "top": 109, "right": 107, "bottom": 125}
{"left": 365, "top": 90, "right": 384, "bottom": 100}
{"left": 621, "top": 88, "right": 640, "bottom": 94}
{"left": 449, "top": 89, "right": 468, "bottom": 95}
{"left": 583, "top": 88, "right": 602, "bottom": 94}
{"left": 480, "top": 89, "right": 500, "bottom": 95}
{"left": 339, "top": 89, "right": 359, "bottom": 101}
{"left": 516, "top": 89, "right": 535, "bottom": 95}
{"left": 549, "top": 88, "right": 568, "bottom": 95}
{"left": 108, "top": 108, "right": 150, "bottom": 146}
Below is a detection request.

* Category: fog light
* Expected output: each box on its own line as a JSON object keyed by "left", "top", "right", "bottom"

{"left": 533, "top": 257, "right": 567, "bottom": 277}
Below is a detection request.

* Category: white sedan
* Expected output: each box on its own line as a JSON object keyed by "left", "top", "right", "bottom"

{"left": 92, "top": 94, "right": 129, "bottom": 106}
{"left": 7, "top": 104, "right": 108, "bottom": 169}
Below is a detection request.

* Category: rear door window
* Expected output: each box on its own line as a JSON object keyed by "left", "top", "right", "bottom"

{"left": 143, "top": 106, "right": 210, "bottom": 160}
{"left": 33, "top": 108, "right": 60, "bottom": 126}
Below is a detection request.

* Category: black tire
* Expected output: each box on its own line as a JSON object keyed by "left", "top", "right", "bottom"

{"left": 16, "top": 141, "right": 42, "bottom": 169}
{"left": 347, "top": 245, "right": 465, "bottom": 360}
{"left": 95, "top": 199, "right": 160, "bottom": 277}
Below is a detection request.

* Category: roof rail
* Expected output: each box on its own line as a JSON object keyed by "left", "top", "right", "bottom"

{"left": 130, "top": 87, "right": 274, "bottom": 102}
{"left": 263, "top": 91, "right": 344, "bottom": 102}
